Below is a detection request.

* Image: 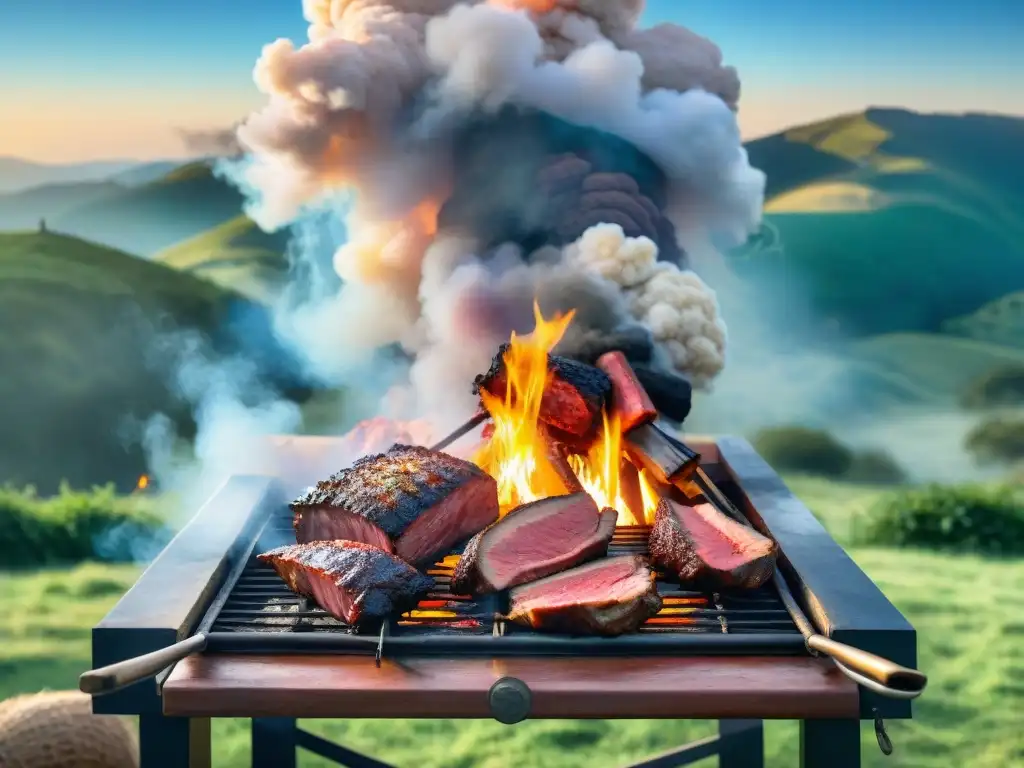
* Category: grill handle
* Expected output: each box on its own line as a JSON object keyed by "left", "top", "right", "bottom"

{"left": 79, "top": 633, "right": 208, "bottom": 696}
{"left": 806, "top": 635, "right": 927, "bottom": 697}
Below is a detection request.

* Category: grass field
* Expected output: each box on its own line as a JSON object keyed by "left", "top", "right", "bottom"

{"left": 3, "top": 479, "right": 1021, "bottom": 767}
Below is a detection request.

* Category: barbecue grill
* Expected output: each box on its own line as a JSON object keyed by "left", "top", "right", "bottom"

{"left": 83, "top": 435, "right": 923, "bottom": 768}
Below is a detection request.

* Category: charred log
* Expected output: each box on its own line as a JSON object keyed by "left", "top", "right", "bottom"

{"left": 474, "top": 344, "right": 611, "bottom": 437}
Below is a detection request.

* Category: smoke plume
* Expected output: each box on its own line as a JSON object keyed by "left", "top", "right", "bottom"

{"left": 222, "top": 0, "right": 763, "bottom": 436}
{"left": 177, "top": 125, "right": 243, "bottom": 157}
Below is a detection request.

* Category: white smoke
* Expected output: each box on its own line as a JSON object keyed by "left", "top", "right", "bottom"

{"left": 227, "top": 0, "right": 761, "bottom": 428}
{"left": 565, "top": 223, "right": 727, "bottom": 387}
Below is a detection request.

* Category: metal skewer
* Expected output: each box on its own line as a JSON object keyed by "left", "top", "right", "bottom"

{"left": 430, "top": 411, "right": 489, "bottom": 452}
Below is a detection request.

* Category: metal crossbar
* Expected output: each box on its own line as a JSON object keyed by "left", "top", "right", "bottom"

{"left": 251, "top": 718, "right": 767, "bottom": 768}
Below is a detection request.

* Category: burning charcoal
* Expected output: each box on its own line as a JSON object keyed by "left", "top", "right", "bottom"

{"left": 649, "top": 499, "right": 778, "bottom": 590}
{"left": 451, "top": 493, "right": 617, "bottom": 595}
{"left": 473, "top": 343, "right": 611, "bottom": 437}
{"left": 630, "top": 364, "right": 693, "bottom": 424}
{"left": 292, "top": 445, "right": 499, "bottom": 567}
{"left": 258, "top": 541, "right": 434, "bottom": 626}
{"left": 507, "top": 555, "right": 662, "bottom": 636}
{"left": 555, "top": 324, "right": 655, "bottom": 367}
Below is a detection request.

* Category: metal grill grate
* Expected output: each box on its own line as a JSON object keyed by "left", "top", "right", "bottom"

{"left": 206, "top": 507, "right": 803, "bottom": 649}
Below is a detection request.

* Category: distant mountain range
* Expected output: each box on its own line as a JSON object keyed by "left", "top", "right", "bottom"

{"left": 1, "top": 106, "right": 1022, "bottom": 491}
{"left": 0, "top": 156, "right": 180, "bottom": 194}
{"left": 5, "top": 107, "right": 1021, "bottom": 330}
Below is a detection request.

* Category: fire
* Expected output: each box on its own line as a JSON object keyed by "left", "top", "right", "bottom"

{"left": 472, "top": 302, "right": 575, "bottom": 511}
{"left": 472, "top": 302, "right": 659, "bottom": 525}
{"left": 135, "top": 475, "right": 150, "bottom": 492}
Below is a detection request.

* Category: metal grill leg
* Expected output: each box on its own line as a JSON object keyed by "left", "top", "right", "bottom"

{"left": 139, "top": 716, "right": 210, "bottom": 768}
{"left": 719, "top": 720, "right": 764, "bottom": 768}
{"left": 800, "top": 719, "right": 861, "bottom": 768}
{"left": 252, "top": 718, "right": 297, "bottom": 768}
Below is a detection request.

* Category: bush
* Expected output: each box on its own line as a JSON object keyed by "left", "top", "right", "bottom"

{"left": 843, "top": 449, "right": 907, "bottom": 485}
{"left": 857, "top": 483, "right": 1024, "bottom": 555}
{"left": 752, "top": 426, "right": 854, "bottom": 478}
{"left": 0, "top": 483, "right": 171, "bottom": 568}
{"left": 960, "top": 365, "right": 1024, "bottom": 409}
{"left": 965, "top": 417, "right": 1024, "bottom": 464}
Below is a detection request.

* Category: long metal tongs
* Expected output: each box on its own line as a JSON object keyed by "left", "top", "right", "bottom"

{"left": 687, "top": 460, "right": 927, "bottom": 702}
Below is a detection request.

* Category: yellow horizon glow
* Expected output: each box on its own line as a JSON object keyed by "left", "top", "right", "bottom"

{"left": 1, "top": 87, "right": 261, "bottom": 164}
{"left": 2, "top": 84, "right": 1022, "bottom": 164}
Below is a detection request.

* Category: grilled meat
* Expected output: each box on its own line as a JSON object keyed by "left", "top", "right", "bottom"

{"left": 474, "top": 344, "right": 611, "bottom": 437}
{"left": 292, "top": 444, "right": 499, "bottom": 567}
{"left": 648, "top": 499, "right": 777, "bottom": 590}
{"left": 507, "top": 554, "right": 662, "bottom": 636}
{"left": 258, "top": 540, "right": 434, "bottom": 625}
{"left": 451, "top": 493, "right": 617, "bottom": 594}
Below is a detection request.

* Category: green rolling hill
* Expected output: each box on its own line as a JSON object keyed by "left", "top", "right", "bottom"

{"left": 154, "top": 215, "right": 291, "bottom": 301}
{"left": 943, "top": 291, "right": 1024, "bottom": 349}
{"left": 0, "top": 231, "right": 298, "bottom": 493}
{"left": 0, "top": 180, "right": 126, "bottom": 231}
{"left": 46, "top": 162, "right": 249, "bottom": 256}
{"left": 736, "top": 108, "right": 1024, "bottom": 338}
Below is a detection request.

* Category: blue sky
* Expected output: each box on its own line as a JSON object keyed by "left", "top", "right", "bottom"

{"left": 2, "top": 0, "right": 1021, "bottom": 163}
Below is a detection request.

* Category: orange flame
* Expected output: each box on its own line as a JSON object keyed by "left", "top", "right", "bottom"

{"left": 471, "top": 302, "right": 574, "bottom": 512}
{"left": 135, "top": 475, "right": 150, "bottom": 492}
{"left": 472, "top": 302, "right": 660, "bottom": 524}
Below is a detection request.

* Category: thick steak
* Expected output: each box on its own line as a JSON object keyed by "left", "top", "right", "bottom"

{"left": 474, "top": 344, "right": 611, "bottom": 437}
{"left": 292, "top": 444, "right": 499, "bottom": 566}
{"left": 451, "top": 493, "right": 617, "bottom": 594}
{"left": 648, "top": 499, "right": 777, "bottom": 590}
{"left": 507, "top": 554, "right": 662, "bottom": 636}
{"left": 258, "top": 540, "right": 434, "bottom": 625}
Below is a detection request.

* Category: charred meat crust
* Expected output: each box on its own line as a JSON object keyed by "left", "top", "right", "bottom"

{"left": 648, "top": 499, "right": 778, "bottom": 590}
{"left": 473, "top": 344, "right": 611, "bottom": 435}
{"left": 290, "top": 444, "right": 490, "bottom": 538}
{"left": 258, "top": 540, "right": 433, "bottom": 625}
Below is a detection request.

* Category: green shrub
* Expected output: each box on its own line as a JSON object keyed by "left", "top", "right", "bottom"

{"left": 752, "top": 426, "right": 854, "bottom": 478}
{"left": 965, "top": 417, "right": 1024, "bottom": 464}
{"left": 857, "top": 483, "right": 1024, "bottom": 555}
{"left": 960, "top": 365, "right": 1024, "bottom": 409}
{"left": 843, "top": 449, "right": 907, "bottom": 485}
{"left": 0, "top": 483, "right": 170, "bottom": 568}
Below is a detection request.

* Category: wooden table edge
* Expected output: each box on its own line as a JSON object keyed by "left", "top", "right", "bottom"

{"left": 162, "top": 653, "right": 859, "bottom": 720}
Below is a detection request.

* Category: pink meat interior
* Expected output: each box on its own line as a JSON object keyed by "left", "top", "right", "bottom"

{"left": 396, "top": 475, "right": 498, "bottom": 565}
{"left": 296, "top": 508, "right": 394, "bottom": 554}
{"left": 477, "top": 495, "right": 608, "bottom": 589}
{"left": 264, "top": 559, "right": 357, "bottom": 624}
{"left": 678, "top": 503, "right": 773, "bottom": 569}
{"left": 511, "top": 556, "right": 648, "bottom": 609}
{"left": 306, "top": 571, "right": 358, "bottom": 624}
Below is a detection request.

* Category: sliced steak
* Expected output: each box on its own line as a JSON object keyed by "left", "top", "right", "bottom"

{"left": 649, "top": 499, "right": 778, "bottom": 590}
{"left": 258, "top": 540, "right": 434, "bottom": 625}
{"left": 292, "top": 444, "right": 499, "bottom": 566}
{"left": 451, "top": 493, "right": 617, "bottom": 594}
{"left": 474, "top": 344, "right": 611, "bottom": 437}
{"left": 507, "top": 554, "right": 662, "bottom": 636}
